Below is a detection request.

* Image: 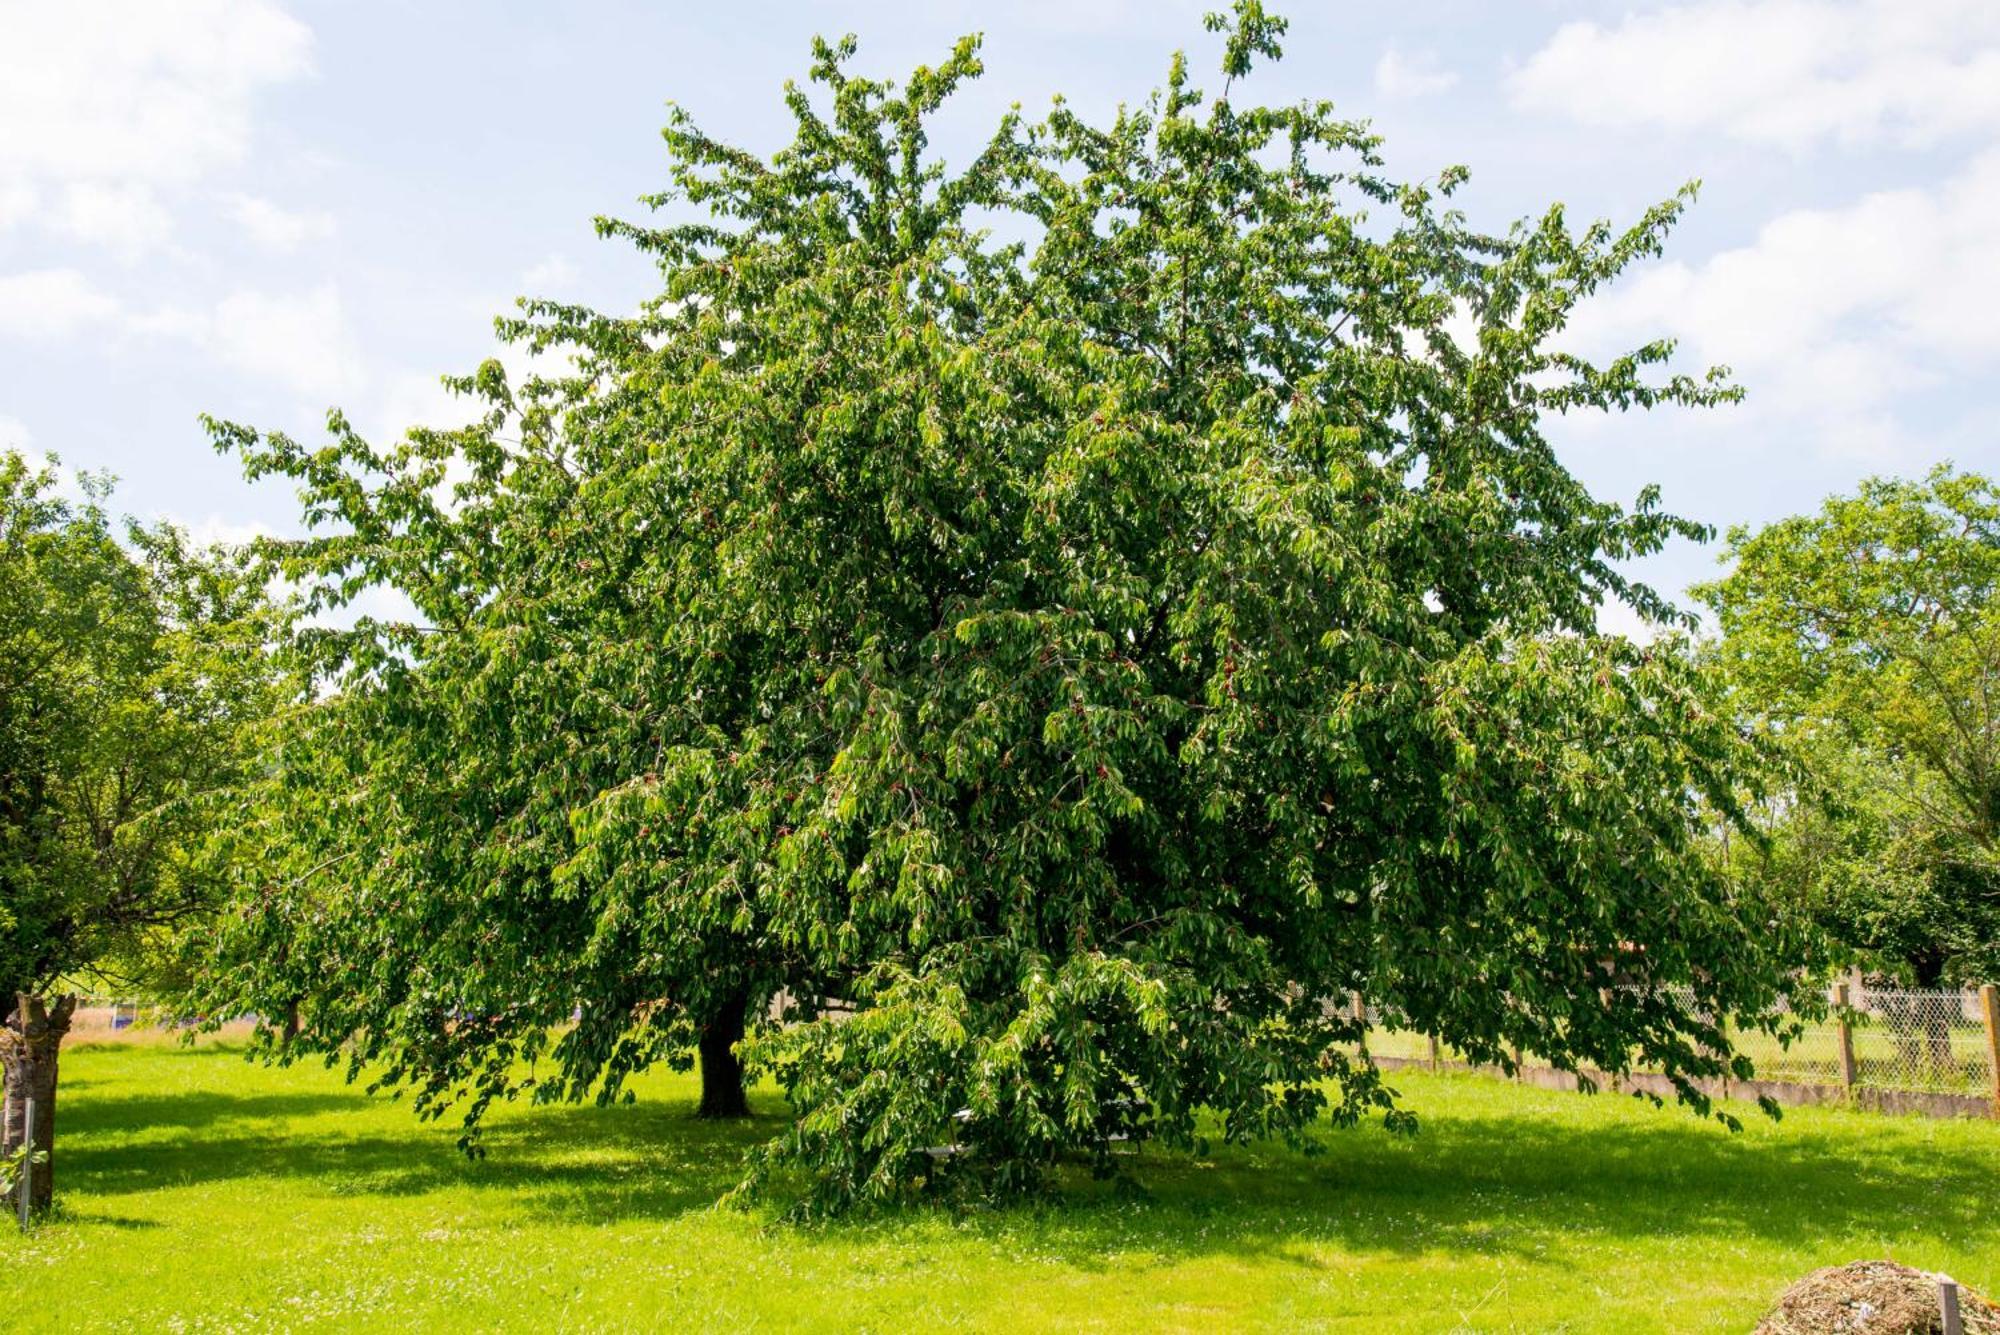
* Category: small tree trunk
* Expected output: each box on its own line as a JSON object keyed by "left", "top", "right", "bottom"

{"left": 1880, "top": 991, "right": 1923, "bottom": 1074}
{"left": 1903, "top": 961, "right": 1958, "bottom": 1076}
{"left": 697, "top": 988, "right": 751, "bottom": 1119}
{"left": 2, "top": 993, "right": 76, "bottom": 1215}
{"left": 281, "top": 1000, "right": 301, "bottom": 1046}
{"left": 1923, "top": 1003, "right": 1957, "bottom": 1074}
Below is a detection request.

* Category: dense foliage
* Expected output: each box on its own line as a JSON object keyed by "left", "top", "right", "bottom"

{"left": 195, "top": 5, "right": 1817, "bottom": 1213}
{"left": 1701, "top": 466, "right": 2000, "bottom": 988}
{"left": 0, "top": 452, "right": 286, "bottom": 997}
{"left": 0, "top": 449, "right": 287, "bottom": 1210}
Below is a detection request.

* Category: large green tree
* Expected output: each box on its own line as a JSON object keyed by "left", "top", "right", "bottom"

{"left": 195, "top": 5, "right": 1816, "bottom": 1213}
{"left": 1700, "top": 466, "right": 2000, "bottom": 992}
{"left": 0, "top": 451, "right": 288, "bottom": 1214}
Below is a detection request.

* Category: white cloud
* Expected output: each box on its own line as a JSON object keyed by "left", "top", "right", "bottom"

{"left": 1374, "top": 49, "right": 1459, "bottom": 99}
{"left": 0, "top": 1, "right": 312, "bottom": 253}
{"left": 208, "top": 284, "right": 365, "bottom": 401}
{"left": 0, "top": 0, "right": 312, "bottom": 188}
{"left": 0, "top": 182, "right": 34, "bottom": 231}
{"left": 224, "top": 193, "right": 335, "bottom": 252}
{"left": 177, "top": 514, "right": 278, "bottom": 549}
{"left": 0, "top": 268, "right": 123, "bottom": 337}
{"left": 1596, "top": 598, "right": 1666, "bottom": 645}
{"left": 1508, "top": 0, "right": 2000, "bottom": 150}
{"left": 0, "top": 270, "right": 364, "bottom": 401}
{"left": 123, "top": 305, "right": 213, "bottom": 341}
{"left": 520, "top": 254, "right": 579, "bottom": 292}
{"left": 53, "top": 183, "right": 174, "bottom": 258}
{"left": 1564, "top": 149, "right": 2000, "bottom": 461}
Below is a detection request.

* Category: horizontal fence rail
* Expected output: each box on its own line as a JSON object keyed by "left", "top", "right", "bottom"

{"left": 1357, "top": 982, "right": 2000, "bottom": 1121}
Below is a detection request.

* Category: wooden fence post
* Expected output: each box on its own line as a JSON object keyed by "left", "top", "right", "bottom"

{"left": 1834, "top": 983, "right": 1858, "bottom": 1097}
{"left": 1940, "top": 1274, "right": 1963, "bottom": 1335}
{"left": 1979, "top": 984, "right": 2000, "bottom": 1119}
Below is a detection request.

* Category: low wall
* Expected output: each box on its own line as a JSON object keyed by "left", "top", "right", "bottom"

{"left": 1371, "top": 1054, "right": 1996, "bottom": 1121}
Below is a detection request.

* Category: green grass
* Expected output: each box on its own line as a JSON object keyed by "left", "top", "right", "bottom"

{"left": 7, "top": 1036, "right": 1999, "bottom": 1332}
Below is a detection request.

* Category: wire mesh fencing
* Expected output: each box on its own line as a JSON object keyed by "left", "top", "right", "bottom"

{"left": 1850, "top": 988, "right": 1993, "bottom": 1095}
{"left": 1356, "top": 982, "right": 2000, "bottom": 1111}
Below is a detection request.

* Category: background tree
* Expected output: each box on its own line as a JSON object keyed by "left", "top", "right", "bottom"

{"left": 0, "top": 451, "right": 289, "bottom": 1215}
{"left": 1700, "top": 466, "right": 2000, "bottom": 1000}
{"left": 195, "top": 4, "right": 1819, "bottom": 1214}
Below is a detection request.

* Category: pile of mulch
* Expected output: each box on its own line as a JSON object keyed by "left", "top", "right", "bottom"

{"left": 1756, "top": 1261, "right": 2000, "bottom": 1334}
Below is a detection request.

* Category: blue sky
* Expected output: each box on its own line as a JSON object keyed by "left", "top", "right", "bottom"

{"left": 4, "top": 1, "right": 1997, "bottom": 631}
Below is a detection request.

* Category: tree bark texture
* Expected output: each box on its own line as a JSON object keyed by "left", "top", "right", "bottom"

{"left": 2, "top": 993, "right": 75, "bottom": 1215}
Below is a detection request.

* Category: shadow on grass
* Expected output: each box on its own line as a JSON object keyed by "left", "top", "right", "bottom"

{"left": 56, "top": 1049, "right": 2000, "bottom": 1271}
{"left": 59, "top": 1055, "right": 770, "bottom": 1225}
{"left": 67, "top": 1038, "right": 259, "bottom": 1059}
{"left": 63, "top": 1091, "right": 362, "bottom": 1136}
{"left": 48, "top": 1210, "right": 162, "bottom": 1231}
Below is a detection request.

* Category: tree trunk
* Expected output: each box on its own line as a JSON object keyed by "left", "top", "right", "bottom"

{"left": 1922, "top": 1001, "right": 1958, "bottom": 1075}
{"left": 281, "top": 1000, "right": 301, "bottom": 1046}
{"left": 1903, "top": 958, "right": 1959, "bottom": 1076}
{"left": 1882, "top": 991, "right": 1924, "bottom": 1074}
{"left": 2, "top": 993, "right": 75, "bottom": 1216}
{"left": 1926, "top": 1021, "right": 1956, "bottom": 1072}
{"left": 696, "top": 988, "right": 751, "bottom": 1119}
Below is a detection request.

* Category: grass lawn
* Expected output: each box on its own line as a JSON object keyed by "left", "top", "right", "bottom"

{"left": 6, "top": 1036, "right": 1998, "bottom": 1332}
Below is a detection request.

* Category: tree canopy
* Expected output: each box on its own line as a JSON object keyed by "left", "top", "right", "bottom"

{"left": 1700, "top": 466, "right": 2000, "bottom": 987}
{"left": 194, "top": 4, "right": 1817, "bottom": 1213}
{"left": 0, "top": 452, "right": 286, "bottom": 996}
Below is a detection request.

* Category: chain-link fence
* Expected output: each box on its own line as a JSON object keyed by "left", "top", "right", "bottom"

{"left": 53, "top": 983, "right": 2000, "bottom": 1113}
{"left": 1358, "top": 982, "right": 2000, "bottom": 1112}
{"left": 1850, "top": 987, "right": 1993, "bottom": 1095}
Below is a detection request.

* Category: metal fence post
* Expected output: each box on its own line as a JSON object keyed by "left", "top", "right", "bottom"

{"left": 16, "top": 1094, "right": 32, "bottom": 1230}
{"left": 1980, "top": 984, "right": 2000, "bottom": 1119}
{"left": 1834, "top": 983, "right": 1858, "bottom": 1097}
